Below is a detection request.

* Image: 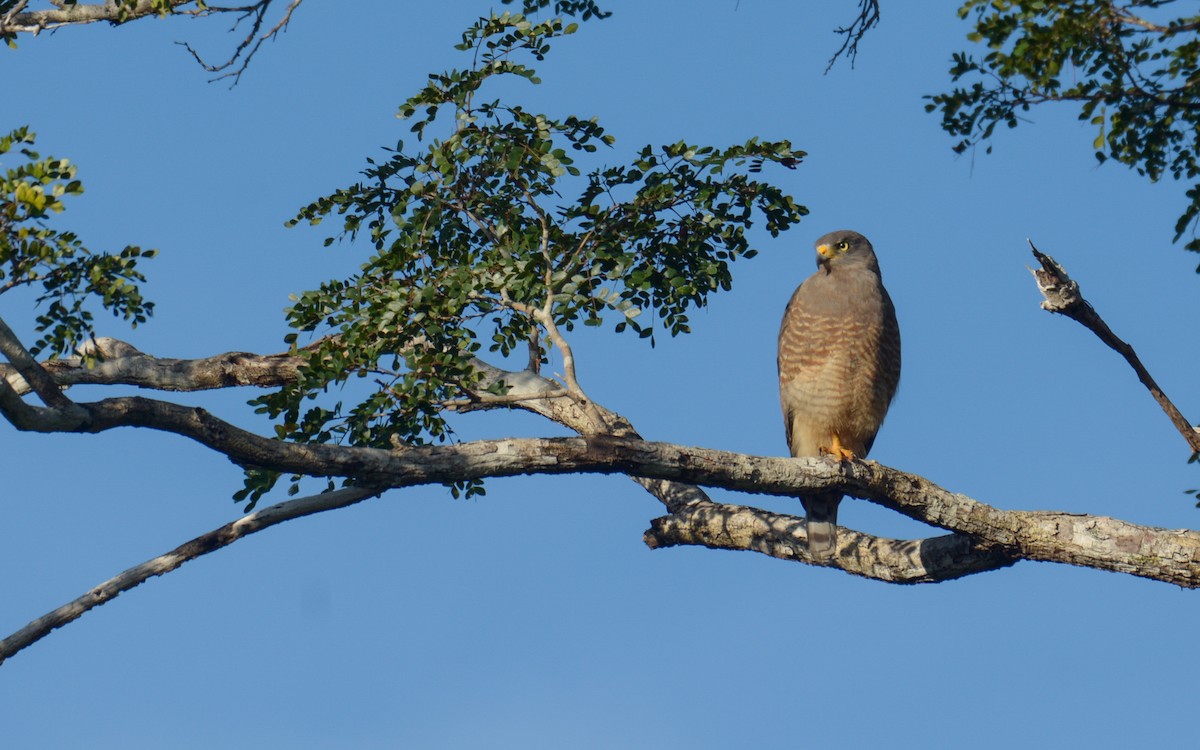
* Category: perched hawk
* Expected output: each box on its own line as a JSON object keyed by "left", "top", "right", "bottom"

{"left": 777, "top": 230, "right": 901, "bottom": 559}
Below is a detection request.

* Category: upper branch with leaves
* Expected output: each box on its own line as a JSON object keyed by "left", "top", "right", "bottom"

{"left": 925, "top": 0, "right": 1200, "bottom": 257}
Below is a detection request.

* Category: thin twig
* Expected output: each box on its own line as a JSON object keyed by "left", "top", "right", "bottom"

{"left": 825, "top": 0, "right": 880, "bottom": 72}
{"left": 1028, "top": 241, "right": 1200, "bottom": 454}
{"left": 177, "top": 0, "right": 303, "bottom": 86}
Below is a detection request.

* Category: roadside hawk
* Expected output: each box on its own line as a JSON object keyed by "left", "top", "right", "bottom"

{"left": 777, "top": 230, "right": 901, "bottom": 559}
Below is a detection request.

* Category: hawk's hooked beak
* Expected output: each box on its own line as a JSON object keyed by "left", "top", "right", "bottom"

{"left": 816, "top": 243, "right": 833, "bottom": 271}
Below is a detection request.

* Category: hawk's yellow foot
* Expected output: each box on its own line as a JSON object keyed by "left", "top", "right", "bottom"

{"left": 820, "top": 434, "right": 857, "bottom": 462}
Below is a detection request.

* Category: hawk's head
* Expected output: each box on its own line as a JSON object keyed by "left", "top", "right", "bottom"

{"left": 814, "top": 230, "right": 879, "bottom": 274}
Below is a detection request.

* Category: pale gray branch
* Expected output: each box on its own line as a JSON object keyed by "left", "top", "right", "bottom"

{"left": 7, "top": 336, "right": 311, "bottom": 392}
{"left": 0, "top": 486, "right": 378, "bottom": 666}
{"left": 2, "top": 0, "right": 199, "bottom": 33}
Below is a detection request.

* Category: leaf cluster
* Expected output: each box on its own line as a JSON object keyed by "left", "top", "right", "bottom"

{"left": 0, "top": 126, "right": 154, "bottom": 357}
{"left": 243, "top": 13, "right": 805, "bottom": 506}
{"left": 501, "top": 0, "right": 611, "bottom": 22}
{"left": 926, "top": 0, "right": 1200, "bottom": 256}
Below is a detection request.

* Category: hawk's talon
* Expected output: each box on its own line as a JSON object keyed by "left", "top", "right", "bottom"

{"left": 820, "top": 434, "right": 857, "bottom": 463}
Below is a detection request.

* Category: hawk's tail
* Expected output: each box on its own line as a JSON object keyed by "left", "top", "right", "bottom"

{"left": 801, "top": 495, "right": 840, "bottom": 560}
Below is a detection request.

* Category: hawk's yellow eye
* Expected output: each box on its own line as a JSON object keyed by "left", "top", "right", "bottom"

{"left": 836, "top": 241, "right": 849, "bottom": 252}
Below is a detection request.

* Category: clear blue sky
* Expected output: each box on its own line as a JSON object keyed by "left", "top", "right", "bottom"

{"left": 3, "top": 2, "right": 1198, "bottom": 747}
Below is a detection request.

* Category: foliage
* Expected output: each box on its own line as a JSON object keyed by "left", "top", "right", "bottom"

{"left": 239, "top": 13, "right": 806, "bottom": 507}
{"left": 502, "top": 0, "right": 611, "bottom": 21}
{"left": 926, "top": 1, "right": 1200, "bottom": 257}
{"left": 0, "top": 126, "right": 154, "bottom": 357}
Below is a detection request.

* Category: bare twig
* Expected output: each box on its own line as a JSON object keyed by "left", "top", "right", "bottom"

{"left": 826, "top": 0, "right": 881, "bottom": 72}
{"left": 1110, "top": 7, "right": 1200, "bottom": 35}
{"left": 178, "top": 0, "right": 303, "bottom": 86}
{"left": 1028, "top": 241, "right": 1200, "bottom": 454}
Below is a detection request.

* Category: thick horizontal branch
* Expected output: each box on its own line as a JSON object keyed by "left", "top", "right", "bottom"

{"left": 15, "top": 384, "right": 1200, "bottom": 587}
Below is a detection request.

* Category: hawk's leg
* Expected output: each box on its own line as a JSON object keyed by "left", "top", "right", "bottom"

{"left": 821, "top": 433, "right": 856, "bottom": 462}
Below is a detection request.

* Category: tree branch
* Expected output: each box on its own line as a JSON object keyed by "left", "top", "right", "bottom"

{"left": 1, "top": 336, "right": 313, "bottom": 393}
{"left": 3, "top": 334, "right": 1197, "bottom": 667}
{"left": 645, "top": 502, "right": 1016, "bottom": 583}
{"left": 177, "top": 0, "right": 304, "bottom": 86}
{"left": 0, "top": 486, "right": 379, "bottom": 666}
{"left": 1, "top": 417, "right": 1195, "bottom": 670}
{"left": 1028, "top": 242, "right": 1200, "bottom": 454}
{"left": 0, "top": 314, "right": 74, "bottom": 408}
{"left": 17, "top": 383, "right": 1200, "bottom": 588}
{"left": 0, "top": 315, "right": 89, "bottom": 430}
{"left": 13, "top": 338, "right": 1188, "bottom": 588}
{"left": 1, "top": 0, "right": 299, "bottom": 85}
{"left": 2, "top": 0, "right": 200, "bottom": 33}
{"left": 825, "top": 0, "right": 880, "bottom": 72}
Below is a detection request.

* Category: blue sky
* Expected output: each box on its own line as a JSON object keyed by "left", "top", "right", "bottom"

{"left": 3, "top": 1, "right": 1198, "bottom": 747}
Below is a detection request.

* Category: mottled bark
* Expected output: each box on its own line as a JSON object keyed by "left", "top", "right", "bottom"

{"left": 2, "top": 1, "right": 202, "bottom": 34}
